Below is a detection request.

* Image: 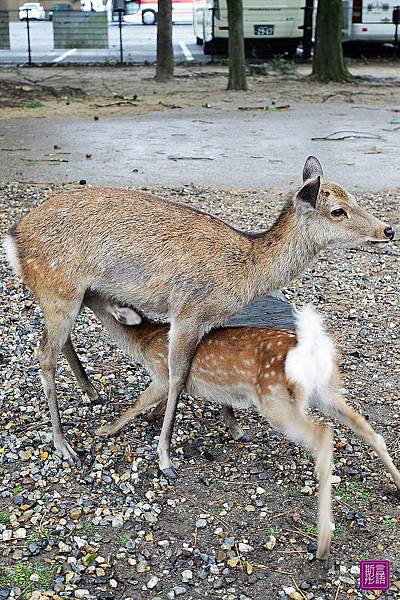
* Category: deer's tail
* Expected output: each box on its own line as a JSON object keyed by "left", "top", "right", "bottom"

{"left": 285, "top": 305, "right": 337, "bottom": 410}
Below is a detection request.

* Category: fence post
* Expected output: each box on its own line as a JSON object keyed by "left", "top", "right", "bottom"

{"left": 118, "top": 8, "right": 123, "bottom": 63}
{"left": 393, "top": 6, "right": 400, "bottom": 58}
{"left": 25, "top": 8, "right": 32, "bottom": 65}
{"left": 302, "top": 0, "right": 314, "bottom": 60}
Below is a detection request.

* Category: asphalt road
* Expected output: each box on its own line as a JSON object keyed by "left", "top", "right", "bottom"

{"left": 1, "top": 104, "right": 399, "bottom": 192}
{"left": 0, "top": 22, "right": 206, "bottom": 65}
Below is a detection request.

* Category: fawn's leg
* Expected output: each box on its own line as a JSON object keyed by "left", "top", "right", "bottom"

{"left": 96, "top": 382, "right": 168, "bottom": 435}
{"left": 259, "top": 388, "right": 334, "bottom": 560}
{"left": 147, "top": 398, "right": 167, "bottom": 422}
{"left": 147, "top": 402, "right": 248, "bottom": 442}
{"left": 222, "top": 406, "right": 248, "bottom": 441}
{"left": 63, "top": 336, "right": 99, "bottom": 401}
{"left": 38, "top": 299, "right": 82, "bottom": 463}
{"left": 157, "top": 319, "right": 204, "bottom": 478}
{"left": 333, "top": 398, "right": 400, "bottom": 492}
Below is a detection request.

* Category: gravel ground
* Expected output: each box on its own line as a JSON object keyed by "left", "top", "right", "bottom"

{"left": 0, "top": 182, "right": 399, "bottom": 600}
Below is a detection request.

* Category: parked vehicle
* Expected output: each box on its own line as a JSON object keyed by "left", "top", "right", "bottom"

{"left": 19, "top": 2, "right": 46, "bottom": 20}
{"left": 112, "top": 0, "right": 193, "bottom": 24}
{"left": 193, "top": 0, "right": 304, "bottom": 55}
{"left": 48, "top": 3, "right": 73, "bottom": 21}
{"left": 343, "top": 0, "right": 400, "bottom": 46}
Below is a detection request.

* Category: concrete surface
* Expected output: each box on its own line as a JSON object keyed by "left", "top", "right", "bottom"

{"left": 1, "top": 103, "right": 399, "bottom": 192}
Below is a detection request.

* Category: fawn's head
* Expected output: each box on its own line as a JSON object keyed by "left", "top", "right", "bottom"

{"left": 293, "top": 157, "right": 394, "bottom": 248}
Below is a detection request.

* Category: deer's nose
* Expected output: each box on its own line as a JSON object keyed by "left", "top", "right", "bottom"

{"left": 384, "top": 226, "right": 394, "bottom": 240}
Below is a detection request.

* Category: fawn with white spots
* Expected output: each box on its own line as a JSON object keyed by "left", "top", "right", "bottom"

{"left": 74, "top": 297, "right": 400, "bottom": 559}
{"left": 3, "top": 157, "right": 395, "bottom": 477}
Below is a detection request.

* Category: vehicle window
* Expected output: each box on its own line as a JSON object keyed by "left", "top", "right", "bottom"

{"left": 125, "top": 0, "right": 140, "bottom": 15}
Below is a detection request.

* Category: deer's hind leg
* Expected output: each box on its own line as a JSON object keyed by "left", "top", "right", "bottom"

{"left": 331, "top": 396, "right": 400, "bottom": 493}
{"left": 259, "top": 385, "right": 334, "bottom": 560}
{"left": 63, "top": 336, "right": 99, "bottom": 401}
{"left": 36, "top": 292, "right": 84, "bottom": 463}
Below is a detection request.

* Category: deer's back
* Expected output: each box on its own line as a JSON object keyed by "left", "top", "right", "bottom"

{"left": 14, "top": 187, "right": 254, "bottom": 317}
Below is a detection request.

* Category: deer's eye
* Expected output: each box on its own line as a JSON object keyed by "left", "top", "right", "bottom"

{"left": 331, "top": 208, "right": 347, "bottom": 218}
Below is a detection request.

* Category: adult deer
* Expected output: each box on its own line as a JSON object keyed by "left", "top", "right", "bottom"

{"left": 4, "top": 157, "right": 394, "bottom": 477}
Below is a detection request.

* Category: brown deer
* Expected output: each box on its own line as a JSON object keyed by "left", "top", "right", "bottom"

{"left": 3, "top": 157, "right": 394, "bottom": 477}
{"left": 68, "top": 296, "right": 400, "bottom": 560}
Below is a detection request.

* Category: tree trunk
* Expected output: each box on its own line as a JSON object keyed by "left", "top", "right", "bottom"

{"left": 312, "top": 0, "right": 350, "bottom": 81}
{"left": 156, "top": 0, "right": 174, "bottom": 82}
{"left": 226, "top": 0, "right": 247, "bottom": 90}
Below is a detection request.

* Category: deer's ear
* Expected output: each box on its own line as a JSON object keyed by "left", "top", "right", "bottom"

{"left": 296, "top": 176, "right": 321, "bottom": 209}
{"left": 303, "top": 156, "right": 324, "bottom": 181}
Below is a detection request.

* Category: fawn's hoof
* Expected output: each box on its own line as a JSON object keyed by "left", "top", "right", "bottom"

{"left": 85, "top": 386, "right": 100, "bottom": 402}
{"left": 95, "top": 425, "right": 113, "bottom": 436}
{"left": 161, "top": 466, "right": 178, "bottom": 480}
{"left": 147, "top": 409, "right": 163, "bottom": 423}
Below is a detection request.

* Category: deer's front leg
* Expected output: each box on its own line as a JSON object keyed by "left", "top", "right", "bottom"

{"left": 157, "top": 319, "right": 203, "bottom": 479}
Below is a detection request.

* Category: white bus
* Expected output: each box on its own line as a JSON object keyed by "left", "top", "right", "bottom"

{"left": 343, "top": 0, "right": 399, "bottom": 45}
{"left": 193, "top": 0, "right": 305, "bottom": 55}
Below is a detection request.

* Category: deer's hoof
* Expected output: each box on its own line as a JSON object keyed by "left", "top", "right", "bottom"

{"left": 161, "top": 466, "right": 178, "bottom": 480}
{"left": 54, "top": 438, "right": 80, "bottom": 465}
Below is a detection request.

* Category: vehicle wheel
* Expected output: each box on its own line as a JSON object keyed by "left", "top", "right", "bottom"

{"left": 142, "top": 9, "right": 156, "bottom": 25}
{"left": 196, "top": 36, "right": 203, "bottom": 46}
{"left": 284, "top": 41, "right": 300, "bottom": 58}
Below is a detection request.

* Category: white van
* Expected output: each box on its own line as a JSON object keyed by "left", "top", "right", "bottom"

{"left": 193, "top": 0, "right": 305, "bottom": 55}
{"left": 194, "top": 0, "right": 399, "bottom": 55}
{"left": 113, "top": 0, "right": 193, "bottom": 24}
{"left": 343, "top": 0, "right": 399, "bottom": 45}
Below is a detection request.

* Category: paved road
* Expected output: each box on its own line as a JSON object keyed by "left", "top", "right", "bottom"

{"left": 0, "top": 22, "right": 206, "bottom": 65}
{"left": 1, "top": 104, "right": 398, "bottom": 192}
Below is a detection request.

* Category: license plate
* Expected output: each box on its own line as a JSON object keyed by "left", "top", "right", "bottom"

{"left": 254, "top": 25, "right": 274, "bottom": 36}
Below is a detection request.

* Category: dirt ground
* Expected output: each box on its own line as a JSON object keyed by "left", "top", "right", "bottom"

{"left": 0, "top": 182, "right": 399, "bottom": 600}
{"left": 0, "top": 60, "right": 399, "bottom": 120}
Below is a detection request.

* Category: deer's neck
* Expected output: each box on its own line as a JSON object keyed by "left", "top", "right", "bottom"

{"left": 249, "top": 205, "right": 321, "bottom": 299}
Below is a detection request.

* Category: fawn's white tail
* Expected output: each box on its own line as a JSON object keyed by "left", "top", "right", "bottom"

{"left": 285, "top": 305, "right": 336, "bottom": 408}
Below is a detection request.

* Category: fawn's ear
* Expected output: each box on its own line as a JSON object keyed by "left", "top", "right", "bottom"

{"left": 296, "top": 176, "right": 321, "bottom": 209}
{"left": 303, "top": 156, "right": 324, "bottom": 182}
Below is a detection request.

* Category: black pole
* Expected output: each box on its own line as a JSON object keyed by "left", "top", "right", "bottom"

{"left": 118, "top": 9, "right": 123, "bottom": 63}
{"left": 25, "top": 8, "right": 32, "bottom": 65}
{"left": 302, "top": 0, "right": 314, "bottom": 60}
{"left": 394, "top": 6, "right": 399, "bottom": 58}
